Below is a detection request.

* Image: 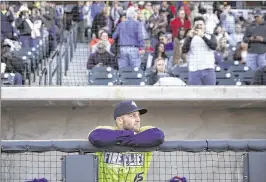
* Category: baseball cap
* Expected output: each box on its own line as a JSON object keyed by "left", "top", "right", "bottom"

{"left": 114, "top": 100, "right": 147, "bottom": 120}
{"left": 253, "top": 9, "right": 262, "bottom": 17}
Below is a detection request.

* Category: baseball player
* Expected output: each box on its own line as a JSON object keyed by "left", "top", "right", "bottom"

{"left": 89, "top": 100, "right": 165, "bottom": 182}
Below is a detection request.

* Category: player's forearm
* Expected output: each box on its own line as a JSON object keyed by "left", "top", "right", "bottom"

{"left": 89, "top": 129, "right": 134, "bottom": 147}
{"left": 121, "top": 128, "right": 165, "bottom": 147}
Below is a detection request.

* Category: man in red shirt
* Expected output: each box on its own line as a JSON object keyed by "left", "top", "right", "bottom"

{"left": 170, "top": 9, "right": 191, "bottom": 38}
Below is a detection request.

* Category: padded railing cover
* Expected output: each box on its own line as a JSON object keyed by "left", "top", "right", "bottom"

{"left": 1, "top": 139, "right": 266, "bottom": 153}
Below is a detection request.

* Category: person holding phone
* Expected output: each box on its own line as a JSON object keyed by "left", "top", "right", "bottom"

{"left": 182, "top": 16, "right": 217, "bottom": 85}
{"left": 243, "top": 9, "right": 266, "bottom": 71}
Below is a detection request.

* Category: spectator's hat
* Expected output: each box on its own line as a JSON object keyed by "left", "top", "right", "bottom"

{"left": 114, "top": 101, "right": 147, "bottom": 120}
{"left": 253, "top": 9, "right": 262, "bottom": 17}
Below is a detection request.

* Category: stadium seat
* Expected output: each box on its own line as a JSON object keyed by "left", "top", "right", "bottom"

{"left": 118, "top": 67, "right": 144, "bottom": 74}
{"left": 227, "top": 62, "right": 251, "bottom": 79}
{"left": 238, "top": 69, "right": 255, "bottom": 85}
{"left": 170, "top": 65, "right": 189, "bottom": 82}
{"left": 215, "top": 66, "right": 233, "bottom": 85}
{"left": 88, "top": 72, "right": 118, "bottom": 85}
{"left": 90, "top": 66, "right": 116, "bottom": 74}
{"left": 217, "top": 78, "right": 242, "bottom": 85}
{"left": 1, "top": 73, "right": 15, "bottom": 85}
{"left": 119, "top": 72, "right": 147, "bottom": 86}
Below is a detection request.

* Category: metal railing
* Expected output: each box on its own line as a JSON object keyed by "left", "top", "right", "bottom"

{"left": 1, "top": 139, "right": 266, "bottom": 182}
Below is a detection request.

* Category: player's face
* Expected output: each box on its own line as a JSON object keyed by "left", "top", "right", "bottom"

{"left": 122, "top": 111, "right": 140, "bottom": 132}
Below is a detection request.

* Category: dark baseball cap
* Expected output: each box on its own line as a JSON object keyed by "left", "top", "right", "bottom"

{"left": 253, "top": 9, "right": 262, "bottom": 17}
{"left": 113, "top": 100, "right": 147, "bottom": 120}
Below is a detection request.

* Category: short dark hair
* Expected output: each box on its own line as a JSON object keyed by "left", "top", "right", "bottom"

{"left": 193, "top": 16, "right": 205, "bottom": 24}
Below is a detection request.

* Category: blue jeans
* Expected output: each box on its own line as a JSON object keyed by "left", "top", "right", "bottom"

{"left": 246, "top": 53, "right": 266, "bottom": 71}
{"left": 188, "top": 69, "right": 216, "bottom": 85}
{"left": 118, "top": 47, "right": 141, "bottom": 69}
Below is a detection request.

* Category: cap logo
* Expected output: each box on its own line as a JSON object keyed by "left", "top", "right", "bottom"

{"left": 131, "top": 101, "right": 137, "bottom": 107}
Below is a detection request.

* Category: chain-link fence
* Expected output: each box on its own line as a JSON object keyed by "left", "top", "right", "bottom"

{"left": 1, "top": 140, "right": 265, "bottom": 182}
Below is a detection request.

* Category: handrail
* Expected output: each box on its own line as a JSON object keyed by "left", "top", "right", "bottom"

{"left": 1, "top": 139, "right": 266, "bottom": 153}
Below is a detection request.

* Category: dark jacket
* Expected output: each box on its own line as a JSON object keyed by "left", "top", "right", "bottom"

{"left": 87, "top": 51, "right": 117, "bottom": 70}
{"left": 15, "top": 18, "right": 32, "bottom": 36}
{"left": 2, "top": 53, "right": 25, "bottom": 75}
{"left": 252, "top": 66, "right": 266, "bottom": 85}
{"left": 91, "top": 13, "right": 107, "bottom": 36}
{"left": 1, "top": 12, "right": 15, "bottom": 38}
{"left": 243, "top": 21, "right": 266, "bottom": 54}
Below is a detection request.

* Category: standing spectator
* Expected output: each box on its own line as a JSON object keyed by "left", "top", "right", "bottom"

{"left": 170, "top": 9, "right": 191, "bottom": 38}
{"left": 91, "top": 6, "right": 110, "bottom": 38}
{"left": 182, "top": 16, "right": 217, "bottom": 85}
{"left": 229, "top": 23, "right": 244, "bottom": 46}
{"left": 148, "top": 5, "right": 168, "bottom": 49}
{"left": 15, "top": 10, "right": 32, "bottom": 47}
{"left": 161, "top": 1, "right": 174, "bottom": 27}
{"left": 173, "top": 27, "right": 187, "bottom": 65}
{"left": 83, "top": 1, "right": 93, "bottom": 41}
{"left": 220, "top": 4, "right": 236, "bottom": 35}
{"left": 112, "top": 7, "right": 145, "bottom": 68}
{"left": 72, "top": 1, "right": 86, "bottom": 43}
{"left": 110, "top": 1, "right": 123, "bottom": 31}
{"left": 243, "top": 9, "right": 266, "bottom": 71}
{"left": 203, "top": 5, "right": 219, "bottom": 34}
{"left": 1, "top": 2, "right": 15, "bottom": 40}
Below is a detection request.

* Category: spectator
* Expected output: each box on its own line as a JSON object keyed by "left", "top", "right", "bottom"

{"left": 214, "top": 24, "right": 230, "bottom": 42}
{"left": 110, "top": 1, "right": 123, "bottom": 30}
{"left": 229, "top": 23, "right": 244, "bottom": 46}
{"left": 90, "top": 1, "right": 105, "bottom": 20}
{"left": 91, "top": 6, "right": 111, "bottom": 38}
{"left": 112, "top": 6, "right": 144, "bottom": 68}
{"left": 153, "top": 58, "right": 186, "bottom": 86}
{"left": 214, "top": 37, "right": 235, "bottom": 69}
{"left": 173, "top": 27, "right": 187, "bottom": 65}
{"left": 1, "top": 43, "right": 24, "bottom": 85}
{"left": 147, "top": 42, "right": 169, "bottom": 69}
{"left": 30, "top": 8, "right": 42, "bottom": 47}
{"left": 252, "top": 65, "right": 266, "bottom": 85}
{"left": 170, "top": 8, "right": 191, "bottom": 38}
{"left": 203, "top": 5, "right": 219, "bottom": 34}
{"left": 83, "top": 1, "right": 93, "bottom": 41}
{"left": 220, "top": 4, "right": 236, "bottom": 34}
{"left": 72, "top": 1, "right": 86, "bottom": 43}
{"left": 148, "top": 5, "right": 168, "bottom": 49}
{"left": 90, "top": 30, "right": 114, "bottom": 54}
{"left": 1, "top": 2, "right": 15, "bottom": 40}
{"left": 87, "top": 41, "right": 117, "bottom": 70}
{"left": 15, "top": 10, "right": 32, "bottom": 47}
{"left": 233, "top": 42, "right": 248, "bottom": 64}
{"left": 139, "top": 2, "right": 153, "bottom": 21}
{"left": 164, "top": 33, "right": 174, "bottom": 51}
{"left": 182, "top": 16, "right": 217, "bottom": 85}
{"left": 243, "top": 9, "right": 266, "bottom": 71}
{"left": 161, "top": 0, "right": 174, "bottom": 27}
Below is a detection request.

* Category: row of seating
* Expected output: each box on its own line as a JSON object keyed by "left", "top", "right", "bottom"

{"left": 88, "top": 62, "right": 255, "bottom": 86}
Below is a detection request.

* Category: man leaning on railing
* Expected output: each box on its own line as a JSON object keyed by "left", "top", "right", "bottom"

{"left": 88, "top": 100, "right": 165, "bottom": 182}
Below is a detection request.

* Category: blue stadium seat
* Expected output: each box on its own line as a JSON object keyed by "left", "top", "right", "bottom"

{"left": 170, "top": 65, "right": 189, "bottom": 82}
{"left": 227, "top": 62, "right": 252, "bottom": 79}
{"left": 217, "top": 78, "right": 240, "bottom": 85}
{"left": 1, "top": 73, "right": 15, "bottom": 85}
{"left": 88, "top": 72, "right": 118, "bottom": 85}
{"left": 238, "top": 69, "right": 255, "bottom": 85}
{"left": 90, "top": 66, "right": 115, "bottom": 74}
{"left": 215, "top": 66, "right": 233, "bottom": 85}
{"left": 118, "top": 67, "right": 144, "bottom": 74}
{"left": 119, "top": 72, "right": 147, "bottom": 86}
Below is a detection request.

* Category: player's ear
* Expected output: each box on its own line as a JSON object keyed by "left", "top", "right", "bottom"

{"left": 115, "top": 117, "right": 123, "bottom": 128}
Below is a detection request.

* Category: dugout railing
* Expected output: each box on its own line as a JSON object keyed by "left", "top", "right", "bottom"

{"left": 1, "top": 139, "right": 266, "bottom": 182}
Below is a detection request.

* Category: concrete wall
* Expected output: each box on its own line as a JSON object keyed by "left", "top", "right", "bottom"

{"left": 2, "top": 106, "right": 266, "bottom": 140}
